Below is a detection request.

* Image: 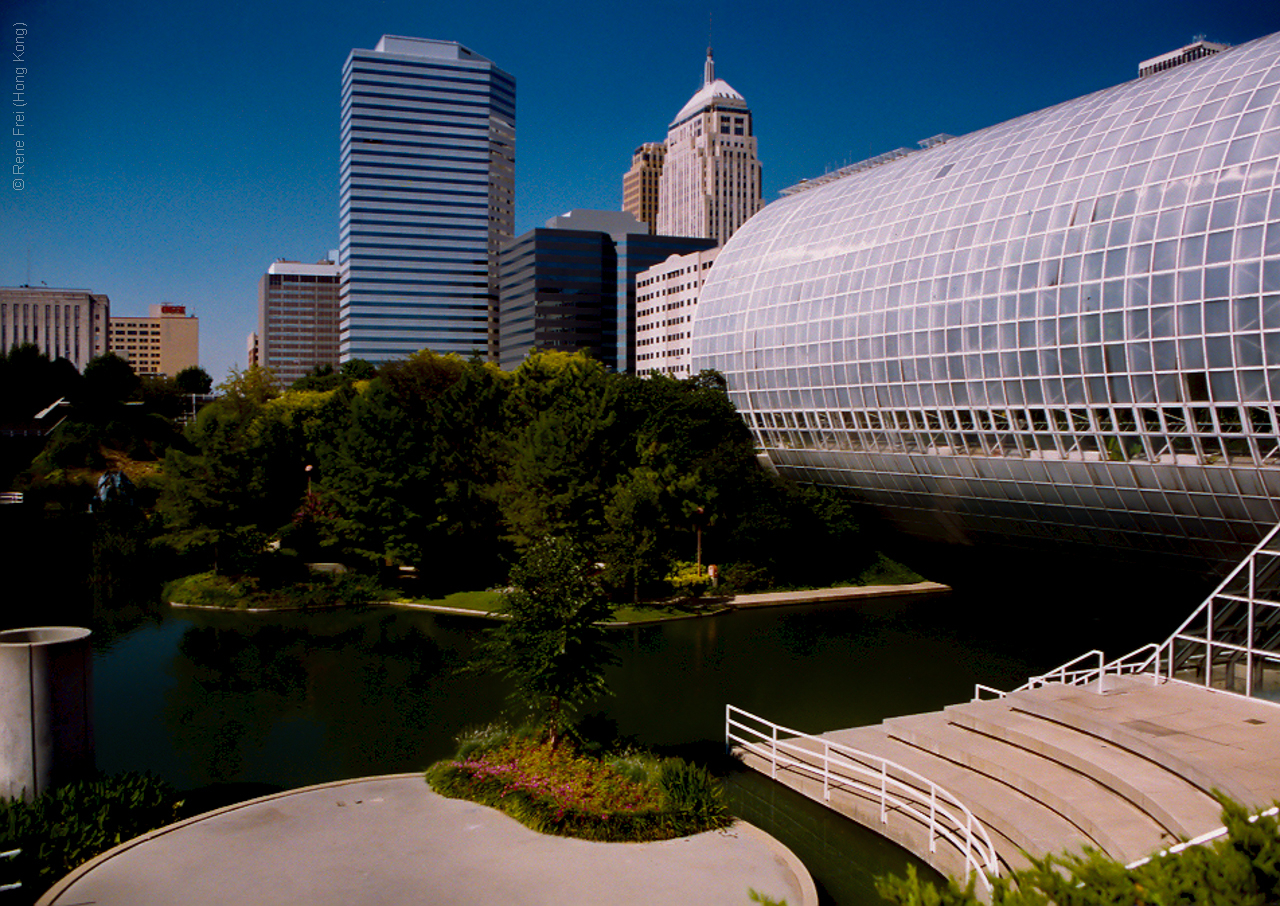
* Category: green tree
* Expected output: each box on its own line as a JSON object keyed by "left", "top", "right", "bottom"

{"left": 155, "top": 367, "right": 311, "bottom": 573}
{"left": 312, "top": 351, "right": 507, "bottom": 588}
{"left": 174, "top": 365, "right": 213, "bottom": 395}
{"left": 81, "top": 352, "right": 141, "bottom": 405}
{"left": 473, "top": 537, "right": 616, "bottom": 745}
{"left": 493, "top": 351, "right": 626, "bottom": 550}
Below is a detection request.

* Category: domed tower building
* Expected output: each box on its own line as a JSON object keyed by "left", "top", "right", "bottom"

{"left": 657, "top": 48, "right": 763, "bottom": 245}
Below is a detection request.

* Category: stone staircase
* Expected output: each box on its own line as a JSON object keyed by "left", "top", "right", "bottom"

{"left": 736, "top": 673, "right": 1280, "bottom": 885}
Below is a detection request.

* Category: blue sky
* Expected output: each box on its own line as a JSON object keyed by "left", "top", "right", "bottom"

{"left": 6, "top": 0, "right": 1280, "bottom": 382}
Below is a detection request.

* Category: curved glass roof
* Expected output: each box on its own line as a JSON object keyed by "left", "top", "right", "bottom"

{"left": 692, "top": 31, "right": 1280, "bottom": 560}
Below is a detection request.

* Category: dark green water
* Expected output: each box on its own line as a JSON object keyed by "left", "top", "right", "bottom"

{"left": 72, "top": 585, "right": 1168, "bottom": 905}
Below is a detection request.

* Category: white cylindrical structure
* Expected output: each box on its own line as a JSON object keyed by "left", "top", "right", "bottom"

{"left": 0, "top": 627, "right": 94, "bottom": 802}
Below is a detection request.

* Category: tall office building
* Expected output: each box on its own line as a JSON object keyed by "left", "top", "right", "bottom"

{"left": 656, "top": 48, "right": 762, "bottom": 245}
{"left": 499, "top": 210, "right": 715, "bottom": 372}
{"left": 339, "top": 36, "right": 515, "bottom": 364}
{"left": 622, "top": 142, "right": 665, "bottom": 233}
{"left": 258, "top": 258, "right": 341, "bottom": 387}
{"left": 107, "top": 304, "right": 199, "bottom": 377}
{"left": 0, "top": 287, "right": 109, "bottom": 371}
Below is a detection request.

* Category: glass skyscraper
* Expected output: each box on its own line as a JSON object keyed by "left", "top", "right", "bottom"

{"left": 339, "top": 36, "right": 515, "bottom": 363}
{"left": 694, "top": 32, "right": 1280, "bottom": 565}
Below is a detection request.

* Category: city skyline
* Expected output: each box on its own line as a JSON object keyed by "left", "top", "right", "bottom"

{"left": 5, "top": 0, "right": 1280, "bottom": 382}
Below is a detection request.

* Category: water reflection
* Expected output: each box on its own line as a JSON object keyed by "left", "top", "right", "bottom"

{"left": 142, "top": 611, "right": 508, "bottom": 789}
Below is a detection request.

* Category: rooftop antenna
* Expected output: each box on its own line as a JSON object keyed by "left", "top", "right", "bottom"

{"left": 704, "top": 12, "right": 715, "bottom": 86}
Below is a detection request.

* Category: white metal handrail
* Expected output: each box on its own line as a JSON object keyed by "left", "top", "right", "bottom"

{"left": 726, "top": 704, "right": 999, "bottom": 893}
{"left": 0, "top": 847, "right": 19, "bottom": 893}
{"left": 1124, "top": 805, "right": 1279, "bottom": 871}
{"left": 974, "top": 644, "right": 1162, "bottom": 700}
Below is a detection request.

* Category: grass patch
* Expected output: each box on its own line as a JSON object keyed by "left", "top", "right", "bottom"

{"left": 425, "top": 727, "right": 731, "bottom": 842}
{"left": 397, "top": 589, "right": 505, "bottom": 612}
{"left": 164, "top": 569, "right": 387, "bottom": 610}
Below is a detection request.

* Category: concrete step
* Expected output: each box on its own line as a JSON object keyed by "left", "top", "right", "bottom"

{"left": 944, "top": 699, "right": 1222, "bottom": 840}
{"left": 805, "top": 725, "right": 1094, "bottom": 867}
{"left": 1002, "top": 675, "right": 1280, "bottom": 809}
{"left": 1004, "top": 686, "right": 1254, "bottom": 804}
{"left": 882, "top": 710, "right": 1176, "bottom": 864}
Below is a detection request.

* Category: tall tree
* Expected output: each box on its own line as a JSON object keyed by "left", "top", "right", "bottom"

{"left": 473, "top": 537, "right": 616, "bottom": 745}
{"left": 493, "top": 352, "right": 626, "bottom": 550}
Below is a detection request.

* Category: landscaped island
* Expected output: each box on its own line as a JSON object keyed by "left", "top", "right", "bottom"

{"left": 426, "top": 726, "right": 731, "bottom": 842}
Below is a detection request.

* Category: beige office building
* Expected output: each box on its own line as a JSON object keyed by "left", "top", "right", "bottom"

{"left": 656, "top": 49, "right": 762, "bottom": 246}
{"left": 0, "top": 286, "right": 109, "bottom": 370}
{"left": 634, "top": 246, "right": 720, "bottom": 378}
{"left": 622, "top": 142, "right": 665, "bottom": 233}
{"left": 107, "top": 304, "right": 199, "bottom": 376}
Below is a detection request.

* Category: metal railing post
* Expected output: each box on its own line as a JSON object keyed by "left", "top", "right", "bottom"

{"left": 929, "top": 787, "right": 937, "bottom": 853}
{"left": 771, "top": 723, "right": 778, "bottom": 780}
{"left": 880, "top": 763, "right": 888, "bottom": 824}
{"left": 964, "top": 812, "right": 974, "bottom": 881}
{"left": 823, "top": 742, "right": 830, "bottom": 801}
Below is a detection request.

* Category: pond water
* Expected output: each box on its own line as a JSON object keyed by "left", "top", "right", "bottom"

{"left": 67, "top": 577, "right": 1176, "bottom": 906}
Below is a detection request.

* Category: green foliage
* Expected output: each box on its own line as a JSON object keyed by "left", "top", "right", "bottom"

{"left": 717, "top": 561, "right": 773, "bottom": 594}
{"left": 0, "top": 772, "right": 184, "bottom": 898}
{"left": 81, "top": 353, "right": 141, "bottom": 405}
{"left": 173, "top": 366, "right": 213, "bottom": 395}
{"left": 857, "top": 553, "right": 925, "bottom": 586}
{"left": 472, "top": 537, "right": 616, "bottom": 743}
{"left": 666, "top": 560, "right": 711, "bottom": 597}
{"left": 143, "top": 349, "right": 898, "bottom": 602}
{"left": 748, "top": 891, "right": 789, "bottom": 906}
{"left": 876, "top": 797, "right": 1280, "bottom": 906}
{"left": 656, "top": 758, "right": 730, "bottom": 826}
{"left": 425, "top": 735, "right": 731, "bottom": 843}
{"left": 493, "top": 351, "right": 623, "bottom": 549}
{"left": 163, "top": 567, "right": 387, "bottom": 610}
{"left": 0, "top": 343, "right": 82, "bottom": 424}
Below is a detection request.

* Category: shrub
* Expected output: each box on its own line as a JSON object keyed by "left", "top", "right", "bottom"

{"left": 666, "top": 560, "right": 711, "bottom": 598}
{"left": 162, "top": 568, "right": 387, "bottom": 610}
{"left": 718, "top": 561, "right": 772, "bottom": 594}
{"left": 657, "top": 758, "right": 730, "bottom": 827}
{"left": 857, "top": 553, "right": 924, "bottom": 586}
{"left": 0, "top": 773, "right": 183, "bottom": 899}
{"left": 426, "top": 736, "right": 731, "bottom": 843}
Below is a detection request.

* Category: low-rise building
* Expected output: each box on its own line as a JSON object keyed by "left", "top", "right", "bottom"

{"left": 107, "top": 304, "right": 199, "bottom": 377}
{"left": 0, "top": 286, "right": 109, "bottom": 371}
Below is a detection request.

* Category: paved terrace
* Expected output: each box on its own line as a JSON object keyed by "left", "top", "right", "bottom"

{"left": 37, "top": 774, "right": 816, "bottom": 906}
{"left": 737, "top": 674, "right": 1280, "bottom": 883}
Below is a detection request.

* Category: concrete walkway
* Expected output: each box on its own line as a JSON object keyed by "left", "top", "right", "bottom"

{"left": 37, "top": 774, "right": 816, "bottom": 906}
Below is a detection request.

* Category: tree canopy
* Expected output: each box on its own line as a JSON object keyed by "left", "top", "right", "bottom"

{"left": 150, "top": 350, "right": 879, "bottom": 596}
